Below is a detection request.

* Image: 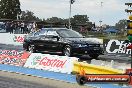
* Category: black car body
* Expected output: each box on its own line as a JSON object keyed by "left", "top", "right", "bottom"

{"left": 23, "top": 28, "right": 104, "bottom": 58}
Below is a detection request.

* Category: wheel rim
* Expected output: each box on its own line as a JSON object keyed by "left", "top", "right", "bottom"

{"left": 76, "top": 76, "right": 86, "bottom": 85}
{"left": 64, "top": 47, "right": 71, "bottom": 56}
{"left": 28, "top": 45, "right": 34, "bottom": 53}
{"left": 80, "top": 77, "right": 86, "bottom": 85}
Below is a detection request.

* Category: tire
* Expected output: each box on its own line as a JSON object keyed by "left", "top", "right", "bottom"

{"left": 23, "top": 42, "right": 29, "bottom": 51}
{"left": 76, "top": 76, "right": 86, "bottom": 85}
{"left": 63, "top": 45, "right": 72, "bottom": 57}
{"left": 89, "top": 54, "right": 99, "bottom": 59}
{"left": 28, "top": 44, "right": 36, "bottom": 53}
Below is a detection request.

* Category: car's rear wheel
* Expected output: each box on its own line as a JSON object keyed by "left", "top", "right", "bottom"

{"left": 63, "top": 45, "right": 72, "bottom": 57}
{"left": 28, "top": 44, "right": 36, "bottom": 53}
{"left": 89, "top": 54, "right": 99, "bottom": 59}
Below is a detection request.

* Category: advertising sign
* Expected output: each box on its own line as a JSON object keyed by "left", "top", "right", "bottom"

{"left": 0, "top": 33, "right": 26, "bottom": 45}
{"left": 103, "top": 39, "right": 131, "bottom": 55}
{"left": 24, "top": 53, "right": 78, "bottom": 74}
{"left": 76, "top": 69, "right": 132, "bottom": 86}
{"left": 0, "top": 49, "right": 30, "bottom": 66}
{"left": 13, "top": 35, "right": 25, "bottom": 44}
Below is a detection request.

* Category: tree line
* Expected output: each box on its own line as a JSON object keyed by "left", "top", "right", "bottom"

{"left": 0, "top": 0, "right": 127, "bottom": 31}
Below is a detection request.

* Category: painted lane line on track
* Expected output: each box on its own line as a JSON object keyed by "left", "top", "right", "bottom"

{"left": 0, "top": 64, "right": 129, "bottom": 88}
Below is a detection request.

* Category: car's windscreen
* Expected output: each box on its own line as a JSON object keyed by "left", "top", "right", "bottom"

{"left": 57, "top": 29, "right": 83, "bottom": 38}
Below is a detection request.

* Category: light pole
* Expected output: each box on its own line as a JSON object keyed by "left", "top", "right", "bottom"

{"left": 69, "top": 0, "right": 75, "bottom": 29}
{"left": 99, "top": 20, "right": 102, "bottom": 28}
{"left": 99, "top": 2, "right": 103, "bottom": 29}
{"left": 69, "top": 0, "right": 72, "bottom": 29}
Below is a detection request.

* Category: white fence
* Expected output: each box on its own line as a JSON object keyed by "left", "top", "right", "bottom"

{"left": 0, "top": 33, "right": 26, "bottom": 45}
{"left": 24, "top": 53, "right": 78, "bottom": 74}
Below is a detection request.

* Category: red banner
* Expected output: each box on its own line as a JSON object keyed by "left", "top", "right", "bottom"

{"left": 85, "top": 74, "right": 129, "bottom": 83}
{"left": 76, "top": 69, "right": 132, "bottom": 85}
{"left": 0, "top": 50, "right": 30, "bottom": 66}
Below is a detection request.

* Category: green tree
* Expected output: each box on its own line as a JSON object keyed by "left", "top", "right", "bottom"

{"left": 46, "top": 17, "right": 64, "bottom": 23}
{"left": 70, "top": 15, "right": 93, "bottom": 31}
{"left": 45, "top": 17, "right": 67, "bottom": 28}
{"left": 115, "top": 19, "right": 127, "bottom": 31}
{"left": 0, "top": 0, "right": 21, "bottom": 19}
{"left": 20, "top": 10, "right": 41, "bottom": 21}
{"left": 71, "top": 15, "right": 89, "bottom": 25}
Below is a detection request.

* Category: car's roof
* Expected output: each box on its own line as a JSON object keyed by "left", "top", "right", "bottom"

{"left": 28, "top": 28, "right": 72, "bottom": 36}
{"left": 41, "top": 28, "right": 71, "bottom": 31}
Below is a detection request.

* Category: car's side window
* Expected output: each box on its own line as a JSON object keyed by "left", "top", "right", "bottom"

{"left": 46, "top": 31, "right": 58, "bottom": 37}
{"left": 34, "top": 31, "right": 40, "bottom": 37}
{"left": 45, "top": 30, "right": 59, "bottom": 41}
{"left": 38, "top": 30, "right": 48, "bottom": 40}
{"left": 39, "top": 29, "right": 47, "bottom": 36}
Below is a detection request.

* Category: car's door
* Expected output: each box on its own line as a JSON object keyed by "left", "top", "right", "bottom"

{"left": 30, "top": 31, "right": 42, "bottom": 48}
{"left": 44, "top": 30, "right": 60, "bottom": 52}
{"left": 34, "top": 29, "right": 48, "bottom": 51}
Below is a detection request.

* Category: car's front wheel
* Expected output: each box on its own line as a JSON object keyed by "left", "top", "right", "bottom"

{"left": 63, "top": 45, "right": 72, "bottom": 57}
{"left": 28, "top": 44, "right": 36, "bottom": 53}
{"left": 89, "top": 54, "right": 99, "bottom": 59}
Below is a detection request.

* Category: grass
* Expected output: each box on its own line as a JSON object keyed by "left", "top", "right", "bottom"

{"left": 82, "top": 32, "right": 128, "bottom": 40}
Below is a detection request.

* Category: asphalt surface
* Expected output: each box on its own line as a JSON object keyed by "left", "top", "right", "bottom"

{"left": 0, "top": 71, "right": 93, "bottom": 88}
{"left": 0, "top": 43, "right": 95, "bottom": 88}
{"left": 0, "top": 44, "right": 23, "bottom": 51}
{"left": 0, "top": 43, "right": 130, "bottom": 88}
{"left": 0, "top": 43, "right": 130, "bottom": 64}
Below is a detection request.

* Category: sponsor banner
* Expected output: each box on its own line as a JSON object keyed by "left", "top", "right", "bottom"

{"left": 85, "top": 74, "right": 129, "bottom": 83}
{"left": 76, "top": 69, "right": 132, "bottom": 85}
{"left": 0, "top": 33, "right": 103, "bottom": 46}
{"left": 13, "top": 35, "right": 25, "bottom": 44}
{"left": 0, "top": 33, "right": 26, "bottom": 45}
{"left": 24, "top": 53, "right": 78, "bottom": 74}
{"left": 103, "top": 39, "right": 131, "bottom": 55}
{"left": 0, "top": 49, "right": 30, "bottom": 66}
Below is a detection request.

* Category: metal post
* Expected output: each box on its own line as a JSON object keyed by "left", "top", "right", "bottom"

{"left": 69, "top": 0, "right": 72, "bottom": 29}
{"left": 99, "top": 20, "right": 102, "bottom": 27}
{"left": 131, "top": 48, "right": 132, "bottom": 68}
{"left": 99, "top": 2, "right": 103, "bottom": 29}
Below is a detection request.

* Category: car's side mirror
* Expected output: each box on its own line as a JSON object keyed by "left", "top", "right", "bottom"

{"left": 52, "top": 36, "right": 60, "bottom": 41}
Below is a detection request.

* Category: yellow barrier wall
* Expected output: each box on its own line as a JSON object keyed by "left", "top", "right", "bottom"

{"left": 72, "top": 61, "right": 125, "bottom": 74}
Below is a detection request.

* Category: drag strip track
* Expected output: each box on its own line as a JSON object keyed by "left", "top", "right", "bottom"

{"left": 0, "top": 71, "right": 90, "bottom": 88}
{"left": 0, "top": 44, "right": 23, "bottom": 51}
{"left": 0, "top": 43, "right": 130, "bottom": 88}
{"left": 0, "top": 43, "right": 130, "bottom": 63}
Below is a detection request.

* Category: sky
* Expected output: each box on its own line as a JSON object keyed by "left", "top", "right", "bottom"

{"left": 19, "top": 0, "right": 131, "bottom": 26}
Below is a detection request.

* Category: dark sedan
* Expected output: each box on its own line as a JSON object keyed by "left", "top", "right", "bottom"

{"left": 23, "top": 28, "right": 104, "bottom": 58}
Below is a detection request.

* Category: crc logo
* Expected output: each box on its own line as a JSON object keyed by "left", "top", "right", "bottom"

{"left": 13, "top": 35, "right": 24, "bottom": 43}
{"left": 105, "top": 40, "right": 131, "bottom": 54}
